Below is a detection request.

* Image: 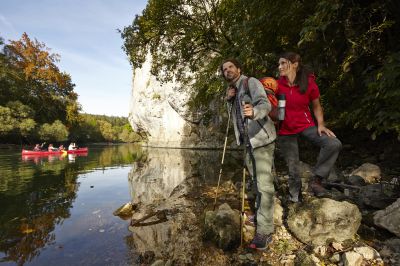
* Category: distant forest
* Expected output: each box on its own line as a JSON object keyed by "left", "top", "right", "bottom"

{"left": 0, "top": 33, "right": 143, "bottom": 144}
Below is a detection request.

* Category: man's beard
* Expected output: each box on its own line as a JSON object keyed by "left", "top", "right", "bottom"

{"left": 225, "top": 72, "right": 238, "bottom": 82}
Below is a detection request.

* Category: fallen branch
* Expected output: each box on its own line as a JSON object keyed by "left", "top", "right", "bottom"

{"left": 324, "top": 182, "right": 362, "bottom": 190}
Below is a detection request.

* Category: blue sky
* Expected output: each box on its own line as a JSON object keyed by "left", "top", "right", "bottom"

{"left": 0, "top": 0, "right": 148, "bottom": 117}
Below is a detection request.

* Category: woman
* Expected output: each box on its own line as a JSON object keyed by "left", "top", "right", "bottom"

{"left": 277, "top": 52, "right": 342, "bottom": 202}
{"left": 48, "top": 144, "right": 57, "bottom": 152}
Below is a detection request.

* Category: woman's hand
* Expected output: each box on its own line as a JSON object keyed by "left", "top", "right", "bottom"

{"left": 318, "top": 124, "right": 336, "bottom": 137}
{"left": 312, "top": 98, "right": 336, "bottom": 137}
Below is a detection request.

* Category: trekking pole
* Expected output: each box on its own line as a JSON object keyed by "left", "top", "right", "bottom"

{"left": 240, "top": 95, "right": 252, "bottom": 247}
{"left": 213, "top": 103, "right": 233, "bottom": 210}
{"left": 240, "top": 121, "right": 249, "bottom": 247}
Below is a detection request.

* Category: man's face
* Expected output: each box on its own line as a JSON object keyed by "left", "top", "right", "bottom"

{"left": 222, "top": 61, "right": 241, "bottom": 82}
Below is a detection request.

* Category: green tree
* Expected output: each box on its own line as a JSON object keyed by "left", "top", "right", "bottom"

{"left": 98, "top": 120, "right": 115, "bottom": 142}
{"left": 0, "top": 101, "right": 36, "bottom": 138}
{"left": 121, "top": 0, "right": 400, "bottom": 139}
{"left": 38, "top": 120, "right": 68, "bottom": 142}
{"left": 0, "top": 105, "right": 14, "bottom": 135}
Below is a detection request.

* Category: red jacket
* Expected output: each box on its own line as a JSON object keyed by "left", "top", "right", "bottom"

{"left": 277, "top": 75, "right": 320, "bottom": 135}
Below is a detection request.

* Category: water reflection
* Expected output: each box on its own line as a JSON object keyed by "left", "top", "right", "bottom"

{"left": 127, "top": 147, "right": 240, "bottom": 262}
{"left": 0, "top": 144, "right": 144, "bottom": 265}
{"left": 21, "top": 153, "right": 88, "bottom": 164}
{"left": 0, "top": 145, "right": 240, "bottom": 265}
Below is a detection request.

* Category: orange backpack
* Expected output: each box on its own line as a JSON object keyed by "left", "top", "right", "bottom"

{"left": 244, "top": 77, "right": 279, "bottom": 121}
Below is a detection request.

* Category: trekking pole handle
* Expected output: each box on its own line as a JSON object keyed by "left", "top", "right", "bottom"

{"left": 241, "top": 95, "right": 252, "bottom": 106}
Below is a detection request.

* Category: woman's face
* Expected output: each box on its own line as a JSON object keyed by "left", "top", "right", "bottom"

{"left": 278, "top": 58, "right": 297, "bottom": 77}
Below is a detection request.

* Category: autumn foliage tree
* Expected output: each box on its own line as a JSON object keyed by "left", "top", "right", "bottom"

{"left": 2, "top": 33, "right": 80, "bottom": 125}
{"left": 0, "top": 33, "right": 84, "bottom": 143}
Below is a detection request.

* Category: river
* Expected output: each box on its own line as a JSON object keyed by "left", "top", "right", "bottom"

{"left": 0, "top": 144, "right": 241, "bottom": 265}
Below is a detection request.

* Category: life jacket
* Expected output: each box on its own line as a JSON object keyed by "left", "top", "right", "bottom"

{"left": 243, "top": 77, "right": 278, "bottom": 121}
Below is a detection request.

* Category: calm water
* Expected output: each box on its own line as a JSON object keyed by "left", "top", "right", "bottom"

{"left": 0, "top": 144, "right": 148, "bottom": 265}
{"left": 0, "top": 144, "right": 239, "bottom": 265}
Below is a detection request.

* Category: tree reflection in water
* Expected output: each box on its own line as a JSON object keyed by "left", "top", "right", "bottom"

{"left": 0, "top": 144, "right": 145, "bottom": 265}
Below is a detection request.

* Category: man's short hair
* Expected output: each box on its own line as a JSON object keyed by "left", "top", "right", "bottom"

{"left": 220, "top": 58, "right": 242, "bottom": 78}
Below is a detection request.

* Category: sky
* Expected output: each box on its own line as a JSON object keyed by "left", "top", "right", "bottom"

{"left": 0, "top": 0, "right": 148, "bottom": 117}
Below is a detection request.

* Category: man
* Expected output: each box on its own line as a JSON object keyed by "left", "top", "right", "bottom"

{"left": 220, "top": 58, "right": 276, "bottom": 250}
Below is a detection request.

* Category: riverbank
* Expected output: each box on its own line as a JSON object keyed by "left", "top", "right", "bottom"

{"left": 120, "top": 133, "right": 400, "bottom": 265}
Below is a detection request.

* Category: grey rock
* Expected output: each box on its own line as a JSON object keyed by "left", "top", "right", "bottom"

{"left": 204, "top": 203, "right": 240, "bottom": 250}
{"left": 347, "top": 175, "right": 366, "bottom": 186}
{"left": 294, "top": 250, "right": 317, "bottom": 266}
{"left": 350, "top": 163, "right": 381, "bottom": 184}
{"left": 342, "top": 251, "right": 363, "bottom": 266}
{"left": 151, "top": 259, "right": 165, "bottom": 266}
{"left": 330, "top": 253, "right": 341, "bottom": 263}
{"left": 374, "top": 198, "right": 400, "bottom": 237}
{"left": 113, "top": 202, "right": 134, "bottom": 219}
{"left": 287, "top": 198, "right": 361, "bottom": 246}
{"left": 353, "top": 246, "right": 380, "bottom": 260}
{"left": 359, "top": 184, "right": 397, "bottom": 209}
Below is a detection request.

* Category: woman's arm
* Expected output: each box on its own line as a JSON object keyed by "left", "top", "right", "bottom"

{"left": 312, "top": 98, "right": 336, "bottom": 137}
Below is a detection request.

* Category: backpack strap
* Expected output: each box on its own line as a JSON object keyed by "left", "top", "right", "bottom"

{"left": 242, "top": 77, "right": 252, "bottom": 100}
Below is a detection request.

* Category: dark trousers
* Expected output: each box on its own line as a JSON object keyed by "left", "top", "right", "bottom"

{"left": 278, "top": 126, "right": 342, "bottom": 201}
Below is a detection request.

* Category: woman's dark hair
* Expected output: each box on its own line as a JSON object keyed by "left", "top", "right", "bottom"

{"left": 280, "top": 52, "right": 313, "bottom": 94}
{"left": 219, "top": 58, "right": 242, "bottom": 78}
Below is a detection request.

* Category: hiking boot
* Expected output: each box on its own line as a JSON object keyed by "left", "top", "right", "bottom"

{"left": 248, "top": 233, "right": 273, "bottom": 251}
{"left": 309, "top": 176, "right": 327, "bottom": 197}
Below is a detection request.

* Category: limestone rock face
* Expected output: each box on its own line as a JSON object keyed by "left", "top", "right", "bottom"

{"left": 129, "top": 54, "right": 221, "bottom": 148}
{"left": 287, "top": 198, "right": 361, "bottom": 246}
{"left": 374, "top": 198, "right": 400, "bottom": 237}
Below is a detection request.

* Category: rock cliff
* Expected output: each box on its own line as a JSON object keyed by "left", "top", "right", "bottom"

{"left": 129, "top": 54, "right": 222, "bottom": 148}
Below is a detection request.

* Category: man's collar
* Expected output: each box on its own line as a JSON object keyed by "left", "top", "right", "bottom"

{"left": 233, "top": 75, "right": 246, "bottom": 88}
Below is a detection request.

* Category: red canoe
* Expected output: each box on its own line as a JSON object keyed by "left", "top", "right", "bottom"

{"left": 21, "top": 147, "right": 88, "bottom": 156}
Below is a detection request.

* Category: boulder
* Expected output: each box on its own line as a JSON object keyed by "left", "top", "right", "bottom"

{"left": 343, "top": 251, "right": 363, "bottom": 266}
{"left": 113, "top": 202, "right": 135, "bottom": 219}
{"left": 350, "top": 163, "right": 381, "bottom": 184}
{"left": 353, "top": 246, "right": 380, "bottom": 260}
{"left": 287, "top": 198, "right": 361, "bottom": 246}
{"left": 373, "top": 198, "right": 400, "bottom": 237}
{"left": 204, "top": 203, "right": 240, "bottom": 250}
{"left": 358, "top": 184, "right": 397, "bottom": 209}
{"left": 294, "top": 250, "right": 318, "bottom": 266}
{"left": 347, "top": 175, "right": 366, "bottom": 186}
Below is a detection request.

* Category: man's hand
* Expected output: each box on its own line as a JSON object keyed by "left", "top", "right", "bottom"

{"left": 226, "top": 86, "right": 236, "bottom": 101}
{"left": 243, "top": 104, "right": 254, "bottom": 118}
